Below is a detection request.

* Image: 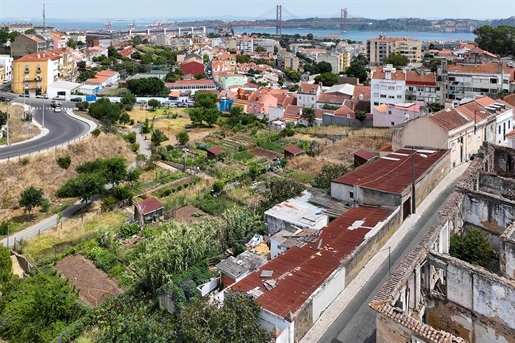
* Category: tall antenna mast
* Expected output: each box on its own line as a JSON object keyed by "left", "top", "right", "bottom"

{"left": 42, "top": 4, "right": 46, "bottom": 32}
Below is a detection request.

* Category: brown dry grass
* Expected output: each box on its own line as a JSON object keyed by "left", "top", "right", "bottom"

{"left": 2, "top": 103, "right": 41, "bottom": 143}
{"left": 127, "top": 107, "right": 186, "bottom": 123}
{"left": 285, "top": 155, "right": 337, "bottom": 175}
{"left": 0, "top": 133, "right": 135, "bottom": 221}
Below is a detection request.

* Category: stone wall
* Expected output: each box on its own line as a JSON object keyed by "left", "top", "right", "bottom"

{"left": 493, "top": 145, "right": 515, "bottom": 177}
{"left": 343, "top": 207, "right": 402, "bottom": 286}
{"left": 293, "top": 299, "right": 313, "bottom": 343}
{"left": 479, "top": 173, "right": 515, "bottom": 200}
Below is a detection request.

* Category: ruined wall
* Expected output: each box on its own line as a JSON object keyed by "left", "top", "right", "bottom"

{"left": 462, "top": 191, "right": 515, "bottom": 236}
{"left": 427, "top": 298, "right": 515, "bottom": 343}
{"left": 431, "top": 253, "right": 515, "bottom": 342}
{"left": 479, "top": 173, "right": 515, "bottom": 200}
{"left": 376, "top": 313, "right": 413, "bottom": 343}
{"left": 500, "top": 225, "right": 515, "bottom": 280}
{"left": 493, "top": 145, "right": 515, "bottom": 177}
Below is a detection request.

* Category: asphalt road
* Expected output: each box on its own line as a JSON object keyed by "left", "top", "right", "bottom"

{"left": 317, "top": 176, "right": 458, "bottom": 343}
{"left": 0, "top": 97, "right": 90, "bottom": 161}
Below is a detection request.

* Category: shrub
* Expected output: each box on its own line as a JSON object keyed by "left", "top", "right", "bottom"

{"left": 129, "top": 142, "right": 140, "bottom": 152}
{"left": 91, "top": 128, "right": 101, "bottom": 137}
{"left": 123, "top": 132, "right": 137, "bottom": 144}
{"left": 21, "top": 157, "right": 30, "bottom": 165}
{"left": 101, "top": 196, "right": 116, "bottom": 212}
{"left": 40, "top": 198, "right": 50, "bottom": 212}
{"left": 212, "top": 180, "right": 224, "bottom": 194}
{"left": 119, "top": 222, "right": 140, "bottom": 238}
{"left": 450, "top": 228, "right": 493, "bottom": 267}
{"left": 112, "top": 186, "right": 134, "bottom": 203}
{"left": 83, "top": 242, "right": 118, "bottom": 272}
{"left": 0, "top": 220, "right": 8, "bottom": 235}
{"left": 56, "top": 155, "right": 71, "bottom": 169}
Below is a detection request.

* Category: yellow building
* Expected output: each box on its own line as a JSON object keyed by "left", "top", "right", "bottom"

{"left": 316, "top": 51, "right": 351, "bottom": 74}
{"left": 367, "top": 36, "right": 422, "bottom": 66}
{"left": 12, "top": 51, "right": 60, "bottom": 96}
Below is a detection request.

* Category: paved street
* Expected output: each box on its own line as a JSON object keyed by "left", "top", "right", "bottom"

{"left": 0, "top": 99, "right": 94, "bottom": 161}
{"left": 299, "top": 162, "right": 470, "bottom": 343}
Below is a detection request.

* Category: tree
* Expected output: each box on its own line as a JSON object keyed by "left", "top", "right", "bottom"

{"left": 344, "top": 62, "right": 368, "bottom": 83}
{"left": 66, "top": 38, "right": 77, "bottom": 49}
{"left": 119, "top": 112, "right": 131, "bottom": 125}
{"left": 314, "top": 72, "right": 338, "bottom": 86}
{"left": 102, "top": 157, "right": 128, "bottom": 185}
{"left": 121, "top": 92, "right": 137, "bottom": 111}
{"left": 88, "top": 98, "right": 122, "bottom": 124}
{"left": 141, "top": 118, "right": 151, "bottom": 134}
{"left": 178, "top": 291, "right": 269, "bottom": 343}
{"left": 204, "top": 108, "right": 220, "bottom": 127}
{"left": 306, "top": 33, "right": 314, "bottom": 40}
{"left": 151, "top": 129, "right": 167, "bottom": 146}
{"left": 0, "top": 245, "right": 12, "bottom": 282}
{"left": 352, "top": 53, "right": 368, "bottom": 66}
{"left": 450, "top": 228, "right": 493, "bottom": 267}
{"left": 382, "top": 53, "right": 409, "bottom": 68}
{"left": 260, "top": 178, "right": 304, "bottom": 211}
{"left": 284, "top": 68, "right": 301, "bottom": 83}
{"left": 0, "top": 110, "right": 7, "bottom": 127}
{"left": 317, "top": 61, "right": 333, "bottom": 74}
{"left": 56, "top": 173, "right": 106, "bottom": 204}
{"left": 19, "top": 186, "right": 44, "bottom": 214}
{"left": 474, "top": 25, "right": 515, "bottom": 56}
{"left": 301, "top": 107, "right": 316, "bottom": 127}
{"left": 426, "top": 102, "right": 444, "bottom": 113}
{"left": 355, "top": 110, "right": 367, "bottom": 126}
{"left": 255, "top": 46, "right": 266, "bottom": 52}
{"left": 176, "top": 131, "right": 190, "bottom": 145}
{"left": 76, "top": 101, "right": 89, "bottom": 111}
{"left": 148, "top": 99, "right": 160, "bottom": 110}
{"left": 312, "top": 164, "right": 348, "bottom": 193}
{"left": 127, "top": 77, "right": 168, "bottom": 97}
{"left": 76, "top": 69, "right": 96, "bottom": 83}
{"left": 203, "top": 54, "right": 210, "bottom": 63}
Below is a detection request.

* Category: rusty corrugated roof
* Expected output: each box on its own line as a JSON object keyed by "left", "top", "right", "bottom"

{"left": 333, "top": 148, "right": 448, "bottom": 194}
{"left": 229, "top": 206, "right": 393, "bottom": 318}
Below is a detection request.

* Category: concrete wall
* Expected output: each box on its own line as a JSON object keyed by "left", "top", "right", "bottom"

{"left": 462, "top": 191, "right": 515, "bottom": 236}
{"left": 312, "top": 266, "right": 346, "bottom": 321}
{"left": 343, "top": 207, "right": 402, "bottom": 286}
{"left": 258, "top": 309, "right": 292, "bottom": 343}
{"left": 500, "top": 226, "right": 515, "bottom": 280}
{"left": 322, "top": 113, "right": 373, "bottom": 127}
{"left": 493, "top": 145, "right": 515, "bottom": 177}
{"left": 391, "top": 116, "right": 448, "bottom": 152}
{"left": 429, "top": 253, "right": 515, "bottom": 343}
{"left": 293, "top": 299, "right": 313, "bottom": 343}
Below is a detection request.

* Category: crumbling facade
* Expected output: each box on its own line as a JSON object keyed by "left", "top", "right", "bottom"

{"left": 371, "top": 142, "right": 515, "bottom": 343}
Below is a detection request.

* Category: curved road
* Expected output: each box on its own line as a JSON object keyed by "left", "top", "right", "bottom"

{"left": 0, "top": 98, "right": 91, "bottom": 161}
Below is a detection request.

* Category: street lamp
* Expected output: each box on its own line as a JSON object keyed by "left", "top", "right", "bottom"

{"left": 6, "top": 216, "right": 10, "bottom": 248}
{"left": 411, "top": 147, "right": 427, "bottom": 214}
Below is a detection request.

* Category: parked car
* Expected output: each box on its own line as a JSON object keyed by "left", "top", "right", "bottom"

{"left": 54, "top": 106, "right": 62, "bottom": 113}
{"left": 18, "top": 93, "right": 29, "bottom": 97}
{"left": 53, "top": 95, "right": 65, "bottom": 100}
{"left": 36, "top": 94, "right": 48, "bottom": 99}
{"left": 70, "top": 97, "right": 82, "bottom": 102}
{"left": 0, "top": 96, "right": 7, "bottom": 102}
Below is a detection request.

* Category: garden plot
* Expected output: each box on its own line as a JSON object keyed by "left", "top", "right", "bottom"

{"left": 172, "top": 205, "right": 211, "bottom": 225}
{"left": 55, "top": 254, "right": 124, "bottom": 307}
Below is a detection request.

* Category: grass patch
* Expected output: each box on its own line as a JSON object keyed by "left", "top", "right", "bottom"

{"left": 284, "top": 170, "right": 314, "bottom": 183}
{"left": 24, "top": 210, "right": 128, "bottom": 264}
{"left": 194, "top": 193, "right": 240, "bottom": 216}
{"left": 231, "top": 151, "right": 255, "bottom": 161}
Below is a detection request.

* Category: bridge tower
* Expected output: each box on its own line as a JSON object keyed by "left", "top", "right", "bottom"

{"left": 276, "top": 5, "right": 282, "bottom": 35}
{"left": 341, "top": 8, "right": 347, "bottom": 32}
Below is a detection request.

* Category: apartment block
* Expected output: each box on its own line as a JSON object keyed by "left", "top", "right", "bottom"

{"left": 316, "top": 51, "right": 351, "bottom": 74}
{"left": 12, "top": 51, "right": 60, "bottom": 96}
{"left": 367, "top": 36, "right": 422, "bottom": 66}
{"left": 277, "top": 49, "right": 299, "bottom": 71}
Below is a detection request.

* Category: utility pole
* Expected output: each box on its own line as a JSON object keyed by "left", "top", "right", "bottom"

{"left": 5, "top": 106, "right": 9, "bottom": 146}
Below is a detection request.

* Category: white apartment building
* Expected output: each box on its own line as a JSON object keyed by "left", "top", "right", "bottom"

{"left": 0, "top": 55, "right": 14, "bottom": 81}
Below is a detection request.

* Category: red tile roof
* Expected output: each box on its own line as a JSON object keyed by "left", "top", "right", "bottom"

{"left": 230, "top": 206, "right": 393, "bottom": 317}
{"left": 352, "top": 85, "right": 371, "bottom": 101}
{"left": 207, "top": 146, "right": 225, "bottom": 155}
{"left": 506, "top": 130, "right": 515, "bottom": 139}
{"left": 284, "top": 145, "right": 304, "bottom": 155}
{"left": 332, "top": 148, "right": 448, "bottom": 194}
{"left": 134, "top": 197, "right": 163, "bottom": 215}
{"left": 447, "top": 62, "right": 513, "bottom": 74}
{"left": 428, "top": 108, "right": 470, "bottom": 131}
{"left": 299, "top": 84, "right": 319, "bottom": 94}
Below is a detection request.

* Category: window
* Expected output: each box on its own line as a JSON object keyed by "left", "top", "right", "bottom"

{"left": 388, "top": 86, "right": 395, "bottom": 90}
{"left": 397, "top": 95, "right": 402, "bottom": 98}
{"left": 374, "top": 93, "right": 379, "bottom": 97}
{"left": 349, "top": 191, "right": 354, "bottom": 199}
{"left": 396, "top": 86, "right": 402, "bottom": 90}
{"left": 468, "top": 134, "right": 471, "bottom": 143}
{"left": 388, "top": 110, "right": 392, "bottom": 114}
{"left": 452, "top": 142, "right": 456, "bottom": 151}
{"left": 509, "top": 120, "right": 511, "bottom": 129}
{"left": 499, "top": 125, "right": 502, "bottom": 134}
{"left": 391, "top": 121, "right": 395, "bottom": 125}
{"left": 380, "top": 94, "right": 386, "bottom": 98}
{"left": 374, "top": 84, "right": 379, "bottom": 89}
{"left": 380, "top": 85, "right": 387, "bottom": 90}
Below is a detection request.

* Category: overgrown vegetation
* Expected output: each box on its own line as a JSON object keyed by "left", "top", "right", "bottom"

{"left": 449, "top": 228, "right": 493, "bottom": 267}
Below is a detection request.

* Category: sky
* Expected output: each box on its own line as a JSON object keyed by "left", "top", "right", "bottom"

{"left": 0, "top": 0, "right": 514, "bottom": 21}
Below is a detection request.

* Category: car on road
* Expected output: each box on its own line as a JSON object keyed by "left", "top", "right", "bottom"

{"left": 54, "top": 106, "right": 62, "bottom": 113}
{"left": 36, "top": 94, "right": 48, "bottom": 99}
{"left": 51, "top": 100, "right": 61, "bottom": 108}
{"left": 70, "top": 97, "right": 82, "bottom": 102}
{"left": 18, "top": 93, "right": 29, "bottom": 97}
{"left": 0, "top": 96, "right": 8, "bottom": 102}
{"left": 52, "top": 95, "right": 65, "bottom": 101}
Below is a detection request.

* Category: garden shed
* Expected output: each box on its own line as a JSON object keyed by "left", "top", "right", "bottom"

{"left": 134, "top": 197, "right": 164, "bottom": 224}
{"left": 207, "top": 146, "right": 225, "bottom": 160}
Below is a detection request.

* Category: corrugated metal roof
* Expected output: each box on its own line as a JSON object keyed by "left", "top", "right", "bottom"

{"left": 134, "top": 197, "right": 163, "bottom": 215}
{"left": 354, "top": 149, "right": 376, "bottom": 161}
{"left": 207, "top": 146, "right": 225, "bottom": 155}
{"left": 284, "top": 145, "right": 304, "bottom": 155}
{"left": 332, "top": 148, "right": 448, "bottom": 194}
{"left": 229, "top": 206, "right": 393, "bottom": 318}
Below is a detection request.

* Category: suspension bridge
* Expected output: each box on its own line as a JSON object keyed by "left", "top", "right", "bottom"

{"left": 204, "top": 6, "right": 350, "bottom": 35}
